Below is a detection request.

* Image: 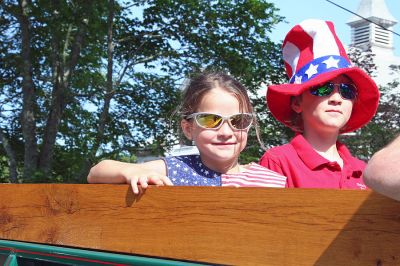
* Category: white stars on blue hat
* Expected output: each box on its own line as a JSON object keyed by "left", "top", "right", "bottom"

{"left": 323, "top": 56, "right": 340, "bottom": 69}
{"left": 289, "top": 55, "right": 351, "bottom": 84}
{"left": 305, "top": 63, "right": 318, "bottom": 79}
{"left": 294, "top": 76, "right": 302, "bottom": 84}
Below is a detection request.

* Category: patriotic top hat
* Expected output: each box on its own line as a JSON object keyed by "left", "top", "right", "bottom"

{"left": 267, "top": 19, "right": 380, "bottom": 133}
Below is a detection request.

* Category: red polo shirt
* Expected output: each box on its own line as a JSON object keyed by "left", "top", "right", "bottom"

{"left": 259, "top": 134, "right": 367, "bottom": 189}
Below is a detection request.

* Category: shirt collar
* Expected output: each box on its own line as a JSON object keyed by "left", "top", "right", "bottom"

{"left": 290, "top": 134, "right": 363, "bottom": 177}
{"left": 291, "top": 134, "right": 328, "bottom": 170}
{"left": 290, "top": 134, "right": 356, "bottom": 170}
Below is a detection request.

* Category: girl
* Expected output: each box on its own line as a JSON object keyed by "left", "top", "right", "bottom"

{"left": 88, "top": 72, "right": 286, "bottom": 193}
{"left": 259, "top": 19, "right": 380, "bottom": 189}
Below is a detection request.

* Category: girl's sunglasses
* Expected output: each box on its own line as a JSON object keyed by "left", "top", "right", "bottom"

{"left": 185, "top": 112, "right": 253, "bottom": 130}
{"left": 310, "top": 82, "right": 357, "bottom": 100}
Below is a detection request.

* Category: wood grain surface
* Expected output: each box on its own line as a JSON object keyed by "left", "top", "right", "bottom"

{"left": 1, "top": 184, "right": 400, "bottom": 265}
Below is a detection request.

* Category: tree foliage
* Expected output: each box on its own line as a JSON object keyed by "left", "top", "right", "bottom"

{"left": 340, "top": 46, "right": 400, "bottom": 159}
{"left": 340, "top": 64, "right": 400, "bottom": 159}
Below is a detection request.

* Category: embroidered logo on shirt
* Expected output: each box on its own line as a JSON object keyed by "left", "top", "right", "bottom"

{"left": 356, "top": 183, "right": 367, "bottom": 190}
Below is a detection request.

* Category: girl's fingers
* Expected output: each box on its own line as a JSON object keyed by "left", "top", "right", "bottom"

{"left": 139, "top": 176, "right": 149, "bottom": 189}
{"left": 148, "top": 176, "right": 173, "bottom": 186}
{"left": 161, "top": 176, "right": 174, "bottom": 186}
{"left": 148, "top": 176, "right": 164, "bottom": 185}
{"left": 129, "top": 175, "right": 173, "bottom": 194}
{"left": 131, "top": 177, "right": 140, "bottom": 195}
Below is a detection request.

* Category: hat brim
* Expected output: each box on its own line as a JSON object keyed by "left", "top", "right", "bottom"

{"left": 267, "top": 66, "right": 380, "bottom": 133}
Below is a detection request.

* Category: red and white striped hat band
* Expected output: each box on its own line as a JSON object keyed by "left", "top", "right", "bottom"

{"left": 283, "top": 19, "right": 351, "bottom": 83}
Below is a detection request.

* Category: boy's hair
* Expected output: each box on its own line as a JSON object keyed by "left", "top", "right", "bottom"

{"left": 177, "top": 71, "right": 265, "bottom": 149}
{"left": 288, "top": 96, "right": 304, "bottom": 133}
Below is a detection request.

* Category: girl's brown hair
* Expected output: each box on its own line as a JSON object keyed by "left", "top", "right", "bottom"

{"left": 178, "top": 71, "right": 265, "bottom": 149}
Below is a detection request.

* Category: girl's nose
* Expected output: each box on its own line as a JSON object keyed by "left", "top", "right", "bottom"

{"left": 217, "top": 120, "right": 234, "bottom": 136}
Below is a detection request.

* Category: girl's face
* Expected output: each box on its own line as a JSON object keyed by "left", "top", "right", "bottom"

{"left": 292, "top": 75, "right": 355, "bottom": 134}
{"left": 181, "top": 87, "right": 249, "bottom": 170}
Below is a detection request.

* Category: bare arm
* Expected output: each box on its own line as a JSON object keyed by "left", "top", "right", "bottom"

{"left": 87, "top": 159, "right": 172, "bottom": 194}
{"left": 364, "top": 135, "right": 400, "bottom": 200}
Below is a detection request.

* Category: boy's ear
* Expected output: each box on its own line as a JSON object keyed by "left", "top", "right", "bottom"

{"left": 181, "top": 119, "right": 193, "bottom": 140}
{"left": 291, "top": 96, "right": 302, "bottom": 113}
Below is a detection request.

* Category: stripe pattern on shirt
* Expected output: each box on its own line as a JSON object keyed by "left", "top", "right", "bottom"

{"left": 221, "top": 163, "right": 286, "bottom": 188}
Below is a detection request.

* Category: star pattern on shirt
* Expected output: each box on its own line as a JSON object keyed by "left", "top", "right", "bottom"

{"left": 164, "top": 155, "right": 221, "bottom": 186}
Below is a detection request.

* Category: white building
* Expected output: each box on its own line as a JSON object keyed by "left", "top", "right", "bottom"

{"left": 165, "top": 144, "right": 199, "bottom": 156}
{"left": 347, "top": 0, "right": 400, "bottom": 86}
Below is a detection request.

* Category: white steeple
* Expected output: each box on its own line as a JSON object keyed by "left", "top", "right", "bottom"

{"left": 347, "top": 0, "right": 397, "bottom": 50}
{"left": 347, "top": 0, "right": 400, "bottom": 86}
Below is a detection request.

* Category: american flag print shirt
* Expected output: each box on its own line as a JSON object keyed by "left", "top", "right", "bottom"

{"left": 163, "top": 155, "right": 287, "bottom": 188}
{"left": 163, "top": 155, "right": 221, "bottom": 186}
{"left": 221, "top": 163, "right": 287, "bottom": 188}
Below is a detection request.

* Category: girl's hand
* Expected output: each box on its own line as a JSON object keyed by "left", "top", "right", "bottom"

{"left": 127, "top": 174, "right": 173, "bottom": 195}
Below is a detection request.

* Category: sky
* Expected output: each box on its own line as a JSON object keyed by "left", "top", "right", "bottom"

{"left": 268, "top": 0, "right": 400, "bottom": 56}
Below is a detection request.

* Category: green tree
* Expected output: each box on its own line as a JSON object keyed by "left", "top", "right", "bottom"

{"left": 347, "top": 45, "right": 377, "bottom": 77}
{"left": 341, "top": 65, "right": 400, "bottom": 159}
{"left": 341, "top": 46, "right": 400, "bottom": 159}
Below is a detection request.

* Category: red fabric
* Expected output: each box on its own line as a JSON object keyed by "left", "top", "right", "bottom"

{"left": 326, "top": 21, "right": 348, "bottom": 59}
{"left": 259, "top": 135, "right": 367, "bottom": 190}
{"left": 283, "top": 24, "right": 314, "bottom": 76}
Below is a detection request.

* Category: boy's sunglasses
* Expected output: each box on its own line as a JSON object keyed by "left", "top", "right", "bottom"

{"left": 310, "top": 82, "right": 357, "bottom": 100}
{"left": 185, "top": 112, "right": 253, "bottom": 130}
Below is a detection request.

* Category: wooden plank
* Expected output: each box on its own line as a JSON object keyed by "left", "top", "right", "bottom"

{"left": 0, "top": 184, "right": 400, "bottom": 265}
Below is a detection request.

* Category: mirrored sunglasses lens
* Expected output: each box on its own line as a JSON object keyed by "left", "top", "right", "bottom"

{"left": 319, "top": 84, "right": 334, "bottom": 96}
{"left": 196, "top": 114, "right": 222, "bottom": 128}
{"left": 311, "top": 84, "right": 334, "bottom": 96}
{"left": 339, "top": 84, "right": 357, "bottom": 99}
{"left": 230, "top": 114, "right": 252, "bottom": 129}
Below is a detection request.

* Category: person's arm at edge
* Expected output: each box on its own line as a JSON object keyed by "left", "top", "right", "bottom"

{"left": 364, "top": 135, "right": 400, "bottom": 200}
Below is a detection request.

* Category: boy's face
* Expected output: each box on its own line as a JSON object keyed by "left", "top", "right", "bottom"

{"left": 292, "top": 75, "right": 355, "bottom": 134}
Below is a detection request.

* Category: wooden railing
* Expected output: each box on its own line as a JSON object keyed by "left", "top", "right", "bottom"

{"left": 1, "top": 184, "right": 400, "bottom": 265}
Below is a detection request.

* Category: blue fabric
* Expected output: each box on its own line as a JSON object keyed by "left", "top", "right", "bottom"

{"left": 163, "top": 155, "right": 221, "bottom": 186}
